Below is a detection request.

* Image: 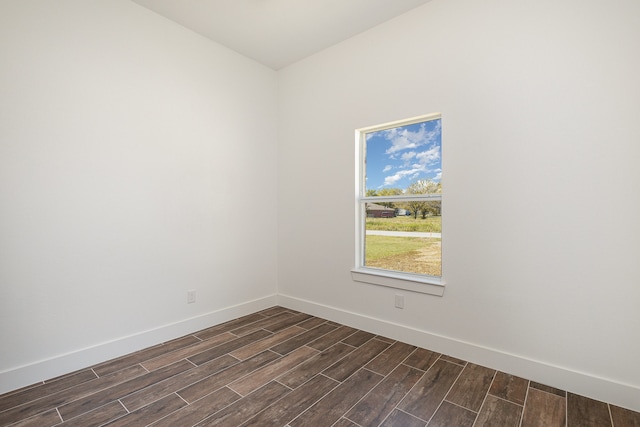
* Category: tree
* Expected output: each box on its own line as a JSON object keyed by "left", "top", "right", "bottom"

{"left": 406, "top": 200, "right": 426, "bottom": 219}
{"left": 376, "top": 187, "right": 402, "bottom": 209}
{"left": 407, "top": 179, "right": 440, "bottom": 194}
{"left": 406, "top": 179, "right": 441, "bottom": 219}
{"left": 424, "top": 200, "right": 442, "bottom": 216}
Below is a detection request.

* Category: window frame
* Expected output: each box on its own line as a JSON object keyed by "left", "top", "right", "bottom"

{"left": 351, "top": 113, "right": 445, "bottom": 296}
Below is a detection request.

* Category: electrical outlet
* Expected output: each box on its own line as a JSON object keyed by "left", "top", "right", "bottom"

{"left": 187, "top": 290, "right": 196, "bottom": 304}
{"left": 395, "top": 294, "right": 404, "bottom": 309}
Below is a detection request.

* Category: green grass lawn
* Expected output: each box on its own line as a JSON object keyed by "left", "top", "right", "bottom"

{"left": 365, "top": 235, "right": 441, "bottom": 276}
{"left": 365, "top": 236, "right": 427, "bottom": 260}
{"left": 366, "top": 215, "right": 441, "bottom": 233}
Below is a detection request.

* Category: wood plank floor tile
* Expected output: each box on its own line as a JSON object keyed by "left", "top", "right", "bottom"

{"left": 150, "top": 387, "right": 240, "bottom": 427}
{"left": 403, "top": 348, "right": 441, "bottom": 371}
{"left": 307, "top": 325, "right": 358, "bottom": 351}
{"left": 345, "top": 364, "right": 423, "bottom": 427}
{"left": 57, "top": 401, "right": 127, "bottom": 427}
{"left": 193, "top": 312, "right": 268, "bottom": 341}
{"left": 7, "top": 408, "right": 61, "bottom": 427}
{"left": 42, "top": 368, "right": 96, "bottom": 385}
{"left": 229, "top": 346, "right": 318, "bottom": 396}
{"left": 489, "top": 371, "right": 529, "bottom": 405}
{"left": 2, "top": 307, "right": 638, "bottom": 427}
{"left": 141, "top": 332, "right": 237, "bottom": 371}
{"left": 439, "top": 354, "right": 467, "bottom": 366}
{"left": 380, "top": 409, "right": 426, "bottom": 427}
{"left": 270, "top": 324, "right": 337, "bottom": 356}
{"left": 194, "top": 381, "right": 290, "bottom": 427}
{"left": 103, "top": 393, "right": 186, "bottom": 427}
{"left": 256, "top": 306, "right": 291, "bottom": 317}
{"left": 242, "top": 374, "right": 339, "bottom": 427}
{"left": 0, "top": 365, "right": 147, "bottom": 426}
{"left": 567, "top": 393, "right": 612, "bottom": 427}
{"left": 397, "top": 359, "right": 464, "bottom": 421}
{"left": 297, "top": 316, "right": 329, "bottom": 330}
{"left": 93, "top": 335, "right": 200, "bottom": 376}
{"left": 365, "top": 341, "right": 417, "bottom": 376}
{"left": 277, "top": 343, "right": 355, "bottom": 389}
{"left": 333, "top": 418, "right": 360, "bottom": 427}
{"left": 375, "top": 335, "right": 396, "bottom": 344}
{"left": 262, "top": 313, "right": 313, "bottom": 333}
{"left": 43, "top": 368, "right": 85, "bottom": 384}
{"left": 177, "top": 350, "right": 280, "bottom": 403}
{"left": 289, "top": 369, "right": 384, "bottom": 427}
{"left": 428, "top": 401, "right": 477, "bottom": 427}
{"left": 229, "top": 326, "right": 306, "bottom": 360}
{"left": 322, "top": 339, "right": 390, "bottom": 382}
{"left": 341, "top": 330, "right": 376, "bottom": 347}
{"left": 610, "top": 404, "right": 640, "bottom": 427}
{"left": 230, "top": 311, "right": 294, "bottom": 336}
{"left": 530, "top": 381, "right": 566, "bottom": 397}
{"left": 187, "top": 329, "right": 273, "bottom": 365}
{"left": 445, "top": 363, "right": 496, "bottom": 412}
{"left": 58, "top": 359, "right": 192, "bottom": 420}
{"left": 475, "top": 395, "right": 523, "bottom": 427}
{"left": 1, "top": 382, "right": 42, "bottom": 398}
{"left": 0, "top": 369, "right": 96, "bottom": 412}
{"left": 121, "top": 354, "right": 238, "bottom": 411}
{"left": 521, "top": 388, "right": 566, "bottom": 427}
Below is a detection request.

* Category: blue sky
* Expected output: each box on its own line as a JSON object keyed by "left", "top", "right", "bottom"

{"left": 365, "top": 118, "right": 441, "bottom": 192}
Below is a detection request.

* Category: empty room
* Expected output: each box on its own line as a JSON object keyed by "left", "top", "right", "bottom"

{"left": 1, "top": 0, "right": 639, "bottom": 426}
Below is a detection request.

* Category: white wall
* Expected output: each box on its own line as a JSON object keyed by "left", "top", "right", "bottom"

{"left": 0, "top": 0, "right": 278, "bottom": 391}
{"left": 278, "top": 0, "right": 640, "bottom": 411}
{"left": 2, "top": 0, "right": 639, "bottom": 412}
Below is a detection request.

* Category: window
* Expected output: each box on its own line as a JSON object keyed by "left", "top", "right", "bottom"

{"left": 352, "top": 113, "right": 444, "bottom": 296}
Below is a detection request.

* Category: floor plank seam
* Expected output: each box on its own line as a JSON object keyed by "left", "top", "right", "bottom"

{"left": 283, "top": 373, "right": 343, "bottom": 427}
{"left": 428, "top": 360, "right": 467, "bottom": 425}
{"left": 444, "top": 398, "right": 481, "bottom": 414}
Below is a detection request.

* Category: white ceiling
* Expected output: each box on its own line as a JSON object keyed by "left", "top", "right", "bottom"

{"left": 131, "top": 0, "right": 433, "bottom": 70}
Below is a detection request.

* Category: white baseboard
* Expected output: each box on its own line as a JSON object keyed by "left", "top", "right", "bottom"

{"left": 277, "top": 294, "right": 640, "bottom": 413}
{"left": 4, "top": 293, "right": 638, "bottom": 413}
{"left": 0, "top": 295, "right": 277, "bottom": 395}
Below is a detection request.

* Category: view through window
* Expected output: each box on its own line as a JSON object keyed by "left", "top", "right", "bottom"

{"left": 357, "top": 113, "right": 442, "bottom": 279}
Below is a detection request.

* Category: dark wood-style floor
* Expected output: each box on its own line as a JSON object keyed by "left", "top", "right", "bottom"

{"left": 1, "top": 306, "right": 639, "bottom": 427}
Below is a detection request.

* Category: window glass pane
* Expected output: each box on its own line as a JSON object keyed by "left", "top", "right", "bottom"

{"left": 361, "top": 116, "right": 442, "bottom": 278}
{"left": 364, "top": 118, "right": 441, "bottom": 197}
{"left": 364, "top": 205, "right": 441, "bottom": 276}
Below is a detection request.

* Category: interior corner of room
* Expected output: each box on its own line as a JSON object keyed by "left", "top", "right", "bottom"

{"left": 1, "top": 0, "right": 639, "bottom": 414}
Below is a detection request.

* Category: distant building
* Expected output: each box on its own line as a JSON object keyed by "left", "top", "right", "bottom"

{"left": 366, "top": 203, "right": 395, "bottom": 218}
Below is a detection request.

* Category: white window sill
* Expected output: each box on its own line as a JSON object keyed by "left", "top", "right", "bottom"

{"left": 350, "top": 268, "right": 445, "bottom": 296}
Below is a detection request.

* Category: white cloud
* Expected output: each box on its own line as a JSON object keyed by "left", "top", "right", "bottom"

{"left": 377, "top": 119, "right": 442, "bottom": 188}
{"left": 384, "top": 126, "right": 425, "bottom": 155}
{"left": 384, "top": 120, "right": 441, "bottom": 155}
{"left": 383, "top": 166, "right": 425, "bottom": 186}
{"left": 401, "top": 151, "right": 416, "bottom": 162}
{"left": 415, "top": 145, "right": 440, "bottom": 165}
